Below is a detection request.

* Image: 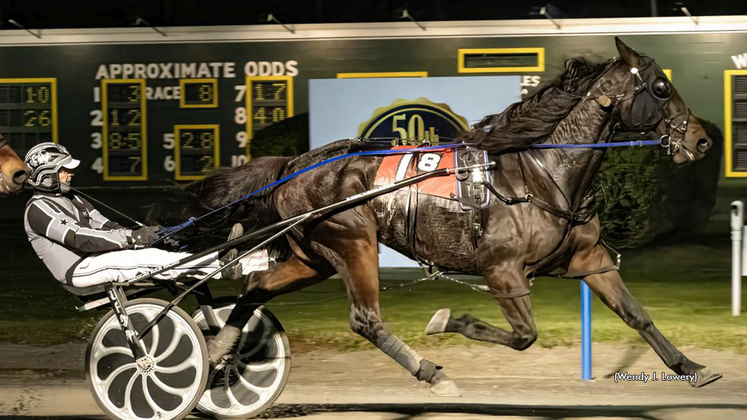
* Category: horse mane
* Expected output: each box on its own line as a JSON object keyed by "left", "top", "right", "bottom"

{"left": 462, "top": 57, "right": 615, "bottom": 153}
{"left": 283, "top": 138, "right": 384, "bottom": 173}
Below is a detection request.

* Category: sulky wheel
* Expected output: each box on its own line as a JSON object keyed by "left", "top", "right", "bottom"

{"left": 85, "top": 298, "right": 209, "bottom": 420}
{"left": 192, "top": 301, "right": 291, "bottom": 419}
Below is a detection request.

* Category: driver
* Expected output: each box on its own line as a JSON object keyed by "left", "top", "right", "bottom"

{"left": 22, "top": 142, "right": 248, "bottom": 288}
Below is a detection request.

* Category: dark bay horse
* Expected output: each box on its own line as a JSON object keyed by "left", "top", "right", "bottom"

{"left": 0, "top": 135, "right": 30, "bottom": 197}
{"left": 189, "top": 38, "right": 720, "bottom": 396}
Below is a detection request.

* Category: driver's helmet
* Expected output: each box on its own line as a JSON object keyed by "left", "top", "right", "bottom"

{"left": 24, "top": 142, "right": 80, "bottom": 192}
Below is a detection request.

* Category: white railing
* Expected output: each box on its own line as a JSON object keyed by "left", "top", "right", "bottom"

{"left": 730, "top": 201, "right": 744, "bottom": 317}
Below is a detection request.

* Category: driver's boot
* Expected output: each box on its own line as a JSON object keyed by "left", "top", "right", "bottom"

{"left": 208, "top": 325, "right": 242, "bottom": 365}
{"left": 219, "top": 223, "right": 244, "bottom": 281}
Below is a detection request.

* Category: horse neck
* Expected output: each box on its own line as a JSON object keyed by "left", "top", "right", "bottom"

{"left": 529, "top": 98, "right": 612, "bottom": 209}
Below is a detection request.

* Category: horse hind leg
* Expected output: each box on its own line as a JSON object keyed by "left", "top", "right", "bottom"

{"left": 426, "top": 266, "right": 538, "bottom": 351}
{"left": 314, "top": 230, "right": 461, "bottom": 397}
{"left": 208, "top": 253, "right": 334, "bottom": 363}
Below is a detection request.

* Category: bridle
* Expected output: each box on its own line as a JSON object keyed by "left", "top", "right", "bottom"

{"left": 499, "top": 58, "right": 695, "bottom": 275}
{"left": 629, "top": 63, "right": 692, "bottom": 159}
{"left": 587, "top": 58, "right": 692, "bottom": 159}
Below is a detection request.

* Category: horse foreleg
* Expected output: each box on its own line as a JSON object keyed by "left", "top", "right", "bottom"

{"left": 576, "top": 244, "right": 722, "bottom": 387}
{"left": 317, "top": 233, "right": 461, "bottom": 397}
{"left": 583, "top": 269, "right": 722, "bottom": 387}
{"left": 426, "top": 267, "right": 537, "bottom": 351}
{"left": 208, "top": 253, "right": 333, "bottom": 363}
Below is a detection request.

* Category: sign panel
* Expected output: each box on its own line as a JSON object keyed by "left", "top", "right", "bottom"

{"left": 102, "top": 79, "right": 147, "bottom": 181}
{"left": 246, "top": 76, "right": 294, "bottom": 143}
{"left": 0, "top": 78, "right": 58, "bottom": 157}
{"left": 174, "top": 124, "right": 220, "bottom": 180}
{"left": 179, "top": 78, "right": 218, "bottom": 108}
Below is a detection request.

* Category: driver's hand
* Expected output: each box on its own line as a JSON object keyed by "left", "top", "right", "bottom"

{"left": 130, "top": 226, "right": 160, "bottom": 246}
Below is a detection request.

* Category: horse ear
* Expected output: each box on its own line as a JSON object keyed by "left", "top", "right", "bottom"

{"left": 615, "top": 36, "right": 642, "bottom": 68}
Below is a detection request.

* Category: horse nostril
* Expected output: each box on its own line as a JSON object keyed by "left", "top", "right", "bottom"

{"left": 697, "top": 138, "right": 711, "bottom": 152}
{"left": 13, "top": 169, "right": 29, "bottom": 184}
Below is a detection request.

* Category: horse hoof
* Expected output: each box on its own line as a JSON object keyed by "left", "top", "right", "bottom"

{"left": 691, "top": 367, "right": 723, "bottom": 388}
{"left": 429, "top": 379, "right": 462, "bottom": 397}
{"left": 425, "top": 308, "right": 451, "bottom": 335}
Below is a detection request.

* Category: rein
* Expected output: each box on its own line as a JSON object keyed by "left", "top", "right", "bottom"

{"left": 154, "top": 143, "right": 466, "bottom": 242}
{"left": 531, "top": 139, "right": 661, "bottom": 149}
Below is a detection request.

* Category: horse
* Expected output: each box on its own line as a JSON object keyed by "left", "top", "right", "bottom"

{"left": 0, "top": 135, "right": 30, "bottom": 197}
{"left": 187, "top": 37, "right": 720, "bottom": 396}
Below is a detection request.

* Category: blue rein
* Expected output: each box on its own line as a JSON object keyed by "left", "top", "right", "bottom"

{"left": 158, "top": 138, "right": 660, "bottom": 238}
{"left": 531, "top": 139, "right": 661, "bottom": 148}
{"left": 157, "top": 143, "right": 463, "bottom": 238}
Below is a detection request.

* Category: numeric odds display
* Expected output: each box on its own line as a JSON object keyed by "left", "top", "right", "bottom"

{"left": 180, "top": 78, "right": 218, "bottom": 108}
{"left": 246, "top": 76, "right": 294, "bottom": 141}
{"left": 0, "top": 78, "right": 57, "bottom": 156}
{"left": 174, "top": 125, "right": 220, "bottom": 180}
{"left": 102, "top": 79, "right": 147, "bottom": 180}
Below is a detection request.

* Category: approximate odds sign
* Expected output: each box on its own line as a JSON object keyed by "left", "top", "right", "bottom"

{"left": 89, "top": 60, "right": 298, "bottom": 182}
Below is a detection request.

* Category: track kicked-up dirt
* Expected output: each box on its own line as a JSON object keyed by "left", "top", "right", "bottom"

{"left": 0, "top": 342, "right": 745, "bottom": 419}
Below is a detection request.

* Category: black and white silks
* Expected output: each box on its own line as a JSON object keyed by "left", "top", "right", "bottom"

{"left": 24, "top": 192, "right": 132, "bottom": 284}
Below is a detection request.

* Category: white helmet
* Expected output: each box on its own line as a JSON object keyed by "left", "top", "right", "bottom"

{"left": 24, "top": 142, "right": 80, "bottom": 193}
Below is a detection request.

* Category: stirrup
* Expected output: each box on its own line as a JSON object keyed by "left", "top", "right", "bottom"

{"left": 220, "top": 223, "right": 245, "bottom": 280}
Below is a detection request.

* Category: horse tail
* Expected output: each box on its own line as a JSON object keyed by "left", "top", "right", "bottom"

{"left": 184, "top": 155, "right": 293, "bottom": 231}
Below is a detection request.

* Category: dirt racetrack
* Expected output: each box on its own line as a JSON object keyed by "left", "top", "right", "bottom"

{"left": 0, "top": 341, "right": 745, "bottom": 419}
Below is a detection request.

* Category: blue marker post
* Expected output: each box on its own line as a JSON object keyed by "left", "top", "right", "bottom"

{"left": 581, "top": 281, "right": 592, "bottom": 380}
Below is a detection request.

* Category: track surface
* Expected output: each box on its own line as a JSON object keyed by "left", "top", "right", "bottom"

{"left": 0, "top": 342, "right": 745, "bottom": 419}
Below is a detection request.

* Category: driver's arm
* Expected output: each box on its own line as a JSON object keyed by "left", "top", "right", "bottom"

{"left": 26, "top": 199, "right": 132, "bottom": 252}
{"left": 73, "top": 195, "right": 126, "bottom": 230}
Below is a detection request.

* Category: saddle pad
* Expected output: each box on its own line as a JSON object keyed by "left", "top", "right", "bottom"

{"left": 374, "top": 146, "right": 456, "bottom": 199}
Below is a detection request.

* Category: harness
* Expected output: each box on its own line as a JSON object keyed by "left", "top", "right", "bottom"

{"left": 153, "top": 57, "right": 691, "bottom": 297}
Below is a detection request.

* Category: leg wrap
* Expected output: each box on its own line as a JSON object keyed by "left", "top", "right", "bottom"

{"left": 416, "top": 359, "right": 444, "bottom": 383}
{"left": 377, "top": 334, "right": 422, "bottom": 376}
{"left": 376, "top": 334, "right": 444, "bottom": 384}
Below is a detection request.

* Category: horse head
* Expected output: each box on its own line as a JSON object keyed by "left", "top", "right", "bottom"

{"left": 592, "top": 37, "right": 711, "bottom": 165}
{"left": 0, "top": 137, "right": 31, "bottom": 197}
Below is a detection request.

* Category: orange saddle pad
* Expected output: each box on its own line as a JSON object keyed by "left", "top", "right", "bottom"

{"left": 373, "top": 146, "right": 457, "bottom": 199}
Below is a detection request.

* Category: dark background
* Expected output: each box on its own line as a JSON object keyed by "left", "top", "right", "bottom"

{"left": 0, "top": 0, "right": 745, "bottom": 30}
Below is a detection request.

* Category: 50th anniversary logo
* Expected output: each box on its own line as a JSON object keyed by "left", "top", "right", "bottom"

{"left": 357, "top": 98, "right": 469, "bottom": 145}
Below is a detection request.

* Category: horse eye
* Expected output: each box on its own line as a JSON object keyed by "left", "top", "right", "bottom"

{"left": 651, "top": 78, "right": 672, "bottom": 99}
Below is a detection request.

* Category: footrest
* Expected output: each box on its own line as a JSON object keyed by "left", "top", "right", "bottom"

{"left": 62, "top": 284, "right": 108, "bottom": 297}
